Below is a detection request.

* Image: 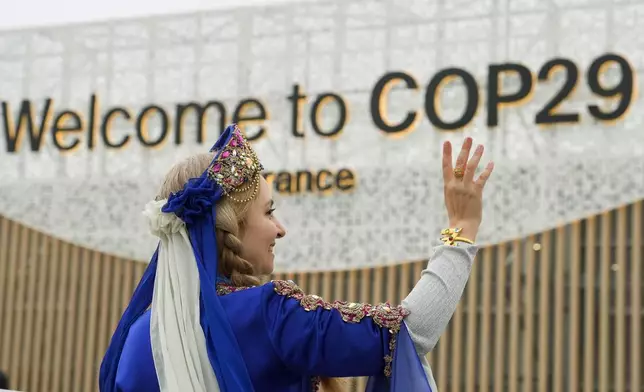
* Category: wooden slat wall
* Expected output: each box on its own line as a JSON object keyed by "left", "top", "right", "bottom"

{"left": 0, "top": 202, "right": 642, "bottom": 392}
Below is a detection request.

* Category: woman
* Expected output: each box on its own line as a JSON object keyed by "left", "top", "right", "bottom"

{"left": 99, "top": 123, "right": 494, "bottom": 392}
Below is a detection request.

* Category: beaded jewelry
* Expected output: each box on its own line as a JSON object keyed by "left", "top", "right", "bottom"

{"left": 440, "top": 227, "right": 474, "bottom": 246}
{"left": 206, "top": 124, "right": 263, "bottom": 203}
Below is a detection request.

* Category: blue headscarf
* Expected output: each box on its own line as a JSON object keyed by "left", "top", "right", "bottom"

{"left": 99, "top": 124, "right": 257, "bottom": 391}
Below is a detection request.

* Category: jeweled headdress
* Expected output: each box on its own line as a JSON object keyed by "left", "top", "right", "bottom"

{"left": 206, "top": 124, "right": 263, "bottom": 203}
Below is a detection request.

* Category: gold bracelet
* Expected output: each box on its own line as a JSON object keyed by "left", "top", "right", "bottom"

{"left": 440, "top": 227, "right": 474, "bottom": 246}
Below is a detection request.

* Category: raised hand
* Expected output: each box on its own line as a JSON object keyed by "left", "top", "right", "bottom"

{"left": 441, "top": 137, "right": 494, "bottom": 242}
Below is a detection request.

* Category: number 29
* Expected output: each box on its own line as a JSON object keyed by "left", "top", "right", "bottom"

{"left": 488, "top": 53, "right": 635, "bottom": 125}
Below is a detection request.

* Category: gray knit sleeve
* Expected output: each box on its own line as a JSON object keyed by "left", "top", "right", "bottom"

{"left": 400, "top": 243, "right": 478, "bottom": 355}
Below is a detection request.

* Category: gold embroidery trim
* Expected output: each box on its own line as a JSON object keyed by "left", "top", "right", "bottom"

{"left": 272, "top": 279, "right": 408, "bottom": 377}
{"left": 216, "top": 283, "right": 252, "bottom": 296}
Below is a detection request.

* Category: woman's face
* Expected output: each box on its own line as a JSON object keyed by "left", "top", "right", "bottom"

{"left": 240, "top": 176, "right": 286, "bottom": 275}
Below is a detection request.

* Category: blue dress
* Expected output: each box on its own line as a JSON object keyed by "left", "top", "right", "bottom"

{"left": 115, "top": 280, "right": 430, "bottom": 392}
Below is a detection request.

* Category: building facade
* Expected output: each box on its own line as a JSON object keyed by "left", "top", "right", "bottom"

{"left": 0, "top": 0, "right": 642, "bottom": 390}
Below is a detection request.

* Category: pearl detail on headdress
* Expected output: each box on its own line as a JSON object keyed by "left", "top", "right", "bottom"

{"left": 206, "top": 125, "right": 263, "bottom": 203}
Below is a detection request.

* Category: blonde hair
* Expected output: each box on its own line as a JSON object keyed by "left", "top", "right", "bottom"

{"left": 156, "top": 152, "right": 347, "bottom": 392}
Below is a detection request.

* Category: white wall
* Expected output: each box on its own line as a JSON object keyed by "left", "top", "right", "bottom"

{"left": 1, "top": 0, "right": 642, "bottom": 271}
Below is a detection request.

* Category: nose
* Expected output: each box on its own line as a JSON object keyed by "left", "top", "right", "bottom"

{"left": 275, "top": 219, "right": 287, "bottom": 239}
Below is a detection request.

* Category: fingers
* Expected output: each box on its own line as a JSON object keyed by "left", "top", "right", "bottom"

{"left": 442, "top": 141, "right": 453, "bottom": 182}
{"left": 444, "top": 137, "right": 494, "bottom": 187}
{"left": 453, "top": 137, "right": 473, "bottom": 179}
{"left": 464, "top": 144, "right": 484, "bottom": 183}
{"left": 475, "top": 161, "right": 495, "bottom": 189}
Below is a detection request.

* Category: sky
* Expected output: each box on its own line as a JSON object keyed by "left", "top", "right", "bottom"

{"left": 1, "top": 0, "right": 315, "bottom": 30}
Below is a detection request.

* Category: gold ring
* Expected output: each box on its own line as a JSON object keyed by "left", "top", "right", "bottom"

{"left": 453, "top": 167, "right": 465, "bottom": 179}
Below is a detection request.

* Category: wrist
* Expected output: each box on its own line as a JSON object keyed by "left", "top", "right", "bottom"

{"left": 447, "top": 221, "right": 479, "bottom": 242}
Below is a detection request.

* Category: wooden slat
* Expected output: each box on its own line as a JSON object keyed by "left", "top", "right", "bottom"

{"left": 630, "top": 202, "right": 642, "bottom": 392}
{"left": 0, "top": 219, "right": 20, "bottom": 378}
{"left": 348, "top": 269, "right": 357, "bottom": 302}
{"left": 9, "top": 224, "right": 29, "bottom": 383}
{"left": 583, "top": 216, "right": 597, "bottom": 392}
{"left": 322, "top": 271, "right": 332, "bottom": 300}
{"left": 398, "top": 263, "right": 410, "bottom": 304}
{"left": 568, "top": 223, "right": 581, "bottom": 392}
{"left": 360, "top": 268, "right": 370, "bottom": 302}
{"left": 553, "top": 227, "right": 566, "bottom": 392}
{"left": 494, "top": 243, "right": 507, "bottom": 392}
{"left": 51, "top": 241, "right": 71, "bottom": 392}
{"left": 537, "top": 231, "right": 551, "bottom": 392}
{"left": 62, "top": 245, "right": 81, "bottom": 392}
{"left": 465, "top": 248, "right": 479, "bottom": 392}
{"left": 523, "top": 236, "right": 537, "bottom": 392}
{"left": 95, "top": 255, "right": 114, "bottom": 390}
{"left": 598, "top": 212, "right": 611, "bottom": 392}
{"left": 29, "top": 234, "right": 49, "bottom": 390}
{"left": 19, "top": 229, "right": 39, "bottom": 389}
{"left": 73, "top": 248, "right": 92, "bottom": 390}
{"left": 121, "top": 260, "right": 135, "bottom": 309}
{"left": 478, "top": 247, "right": 493, "bottom": 392}
{"left": 40, "top": 238, "right": 60, "bottom": 391}
{"left": 297, "top": 271, "right": 307, "bottom": 292}
{"left": 0, "top": 217, "right": 11, "bottom": 332}
{"left": 82, "top": 252, "right": 103, "bottom": 391}
{"left": 615, "top": 207, "right": 627, "bottom": 392}
{"left": 333, "top": 271, "right": 343, "bottom": 302}
{"left": 109, "top": 257, "right": 124, "bottom": 347}
{"left": 508, "top": 240, "right": 522, "bottom": 392}
{"left": 373, "top": 267, "right": 384, "bottom": 304}
{"left": 309, "top": 272, "right": 320, "bottom": 296}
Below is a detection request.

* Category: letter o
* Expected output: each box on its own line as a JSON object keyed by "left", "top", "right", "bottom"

{"left": 310, "top": 93, "right": 347, "bottom": 137}
{"left": 424, "top": 68, "right": 478, "bottom": 130}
